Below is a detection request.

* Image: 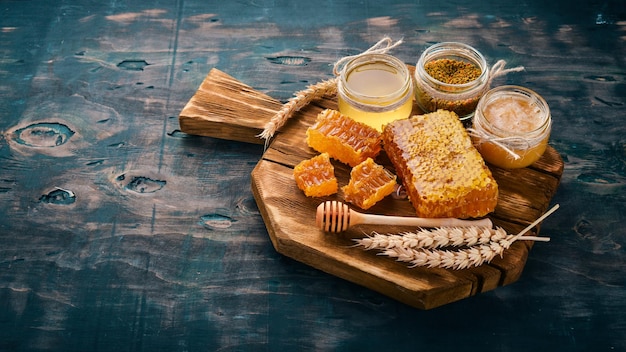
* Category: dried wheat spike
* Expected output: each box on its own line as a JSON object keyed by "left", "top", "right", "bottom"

{"left": 352, "top": 205, "right": 559, "bottom": 270}
{"left": 375, "top": 238, "right": 514, "bottom": 270}
{"left": 259, "top": 78, "right": 338, "bottom": 144}
{"left": 356, "top": 226, "right": 508, "bottom": 250}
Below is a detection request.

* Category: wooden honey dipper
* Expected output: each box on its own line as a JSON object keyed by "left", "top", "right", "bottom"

{"left": 316, "top": 200, "right": 493, "bottom": 233}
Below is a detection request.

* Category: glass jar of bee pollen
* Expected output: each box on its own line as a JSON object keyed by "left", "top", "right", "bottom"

{"left": 414, "top": 42, "right": 489, "bottom": 121}
{"left": 337, "top": 53, "right": 413, "bottom": 131}
{"left": 471, "top": 85, "right": 552, "bottom": 169}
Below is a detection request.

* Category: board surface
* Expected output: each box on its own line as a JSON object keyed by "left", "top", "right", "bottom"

{"left": 180, "top": 68, "right": 564, "bottom": 309}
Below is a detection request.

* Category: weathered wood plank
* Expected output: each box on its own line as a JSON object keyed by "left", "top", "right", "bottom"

{"left": 179, "top": 68, "right": 282, "bottom": 145}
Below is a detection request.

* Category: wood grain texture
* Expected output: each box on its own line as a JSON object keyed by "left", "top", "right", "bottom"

{"left": 179, "top": 68, "right": 283, "bottom": 144}
{"left": 181, "top": 69, "right": 564, "bottom": 309}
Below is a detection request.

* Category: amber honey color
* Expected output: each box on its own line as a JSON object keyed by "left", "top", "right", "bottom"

{"left": 293, "top": 152, "right": 338, "bottom": 197}
{"left": 383, "top": 110, "right": 498, "bottom": 218}
{"left": 306, "top": 109, "right": 382, "bottom": 167}
{"left": 472, "top": 86, "right": 551, "bottom": 169}
{"left": 342, "top": 157, "right": 397, "bottom": 210}
{"left": 475, "top": 135, "right": 549, "bottom": 169}
{"left": 337, "top": 54, "right": 413, "bottom": 132}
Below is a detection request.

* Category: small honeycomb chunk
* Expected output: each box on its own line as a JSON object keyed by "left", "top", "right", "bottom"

{"left": 293, "top": 153, "right": 338, "bottom": 197}
{"left": 306, "top": 109, "right": 382, "bottom": 167}
{"left": 342, "top": 158, "right": 397, "bottom": 210}
{"left": 382, "top": 109, "right": 498, "bottom": 218}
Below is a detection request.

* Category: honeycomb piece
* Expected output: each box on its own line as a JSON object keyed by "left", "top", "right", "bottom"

{"left": 342, "top": 158, "right": 397, "bottom": 210}
{"left": 382, "top": 109, "right": 498, "bottom": 218}
{"left": 306, "top": 109, "right": 382, "bottom": 167}
{"left": 293, "top": 152, "right": 338, "bottom": 197}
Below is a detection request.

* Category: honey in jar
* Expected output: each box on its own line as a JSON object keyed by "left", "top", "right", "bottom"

{"left": 337, "top": 53, "right": 413, "bottom": 132}
{"left": 471, "top": 85, "right": 552, "bottom": 169}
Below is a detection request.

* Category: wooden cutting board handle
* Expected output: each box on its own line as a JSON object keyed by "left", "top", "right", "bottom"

{"left": 178, "top": 68, "right": 282, "bottom": 145}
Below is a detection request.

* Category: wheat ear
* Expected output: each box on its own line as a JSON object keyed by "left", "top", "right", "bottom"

{"left": 377, "top": 239, "right": 513, "bottom": 270}
{"left": 354, "top": 228, "right": 541, "bottom": 270}
{"left": 356, "top": 226, "right": 509, "bottom": 250}
{"left": 258, "top": 78, "right": 337, "bottom": 146}
{"left": 354, "top": 204, "right": 559, "bottom": 270}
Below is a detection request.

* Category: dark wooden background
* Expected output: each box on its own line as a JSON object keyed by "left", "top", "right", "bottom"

{"left": 1, "top": 0, "right": 624, "bottom": 351}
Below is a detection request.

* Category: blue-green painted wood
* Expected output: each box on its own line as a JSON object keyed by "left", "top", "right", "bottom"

{"left": 1, "top": 0, "right": 624, "bottom": 351}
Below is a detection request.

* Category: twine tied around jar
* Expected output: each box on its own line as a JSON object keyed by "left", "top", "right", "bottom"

{"left": 487, "top": 60, "right": 525, "bottom": 87}
{"left": 415, "top": 59, "right": 525, "bottom": 104}
{"left": 335, "top": 39, "right": 412, "bottom": 114}
{"left": 467, "top": 115, "right": 551, "bottom": 161}
{"left": 467, "top": 128, "right": 524, "bottom": 160}
{"left": 332, "top": 36, "right": 404, "bottom": 76}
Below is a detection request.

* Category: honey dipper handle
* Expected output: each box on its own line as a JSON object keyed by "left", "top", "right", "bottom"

{"left": 353, "top": 211, "right": 493, "bottom": 229}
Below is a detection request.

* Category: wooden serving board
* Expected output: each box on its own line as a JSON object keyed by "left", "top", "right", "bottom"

{"left": 179, "top": 68, "right": 564, "bottom": 310}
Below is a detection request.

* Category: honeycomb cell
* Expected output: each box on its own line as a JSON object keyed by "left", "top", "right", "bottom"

{"left": 342, "top": 158, "right": 396, "bottom": 210}
{"left": 306, "top": 109, "right": 381, "bottom": 167}
{"left": 293, "top": 153, "right": 338, "bottom": 197}
{"left": 382, "top": 109, "right": 498, "bottom": 218}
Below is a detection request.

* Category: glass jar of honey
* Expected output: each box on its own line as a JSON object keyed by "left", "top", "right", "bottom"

{"left": 414, "top": 42, "right": 489, "bottom": 122}
{"left": 337, "top": 53, "right": 413, "bottom": 132}
{"left": 471, "top": 85, "right": 552, "bottom": 169}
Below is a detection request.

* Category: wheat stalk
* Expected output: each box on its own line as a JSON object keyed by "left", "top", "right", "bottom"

{"left": 372, "top": 234, "right": 520, "bottom": 270}
{"left": 353, "top": 204, "right": 560, "bottom": 270}
{"left": 356, "top": 226, "right": 510, "bottom": 250}
{"left": 377, "top": 240, "right": 512, "bottom": 270}
{"left": 258, "top": 78, "right": 337, "bottom": 147}
{"left": 354, "top": 228, "right": 530, "bottom": 270}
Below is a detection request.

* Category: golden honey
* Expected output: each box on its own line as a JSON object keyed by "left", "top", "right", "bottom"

{"left": 342, "top": 157, "right": 397, "bottom": 210}
{"left": 293, "top": 152, "right": 338, "bottom": 197}
{"left": 471, "top": 86, "right": 552, "bottom": 169}
{"left": 382, "top": 109, "right": 498, "bottom": 219}
{"left": 306, "top": 109, "right": 382, "bottom": 167}
{"left": 337, "top": 54, "right": 413, "bottom": 132}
